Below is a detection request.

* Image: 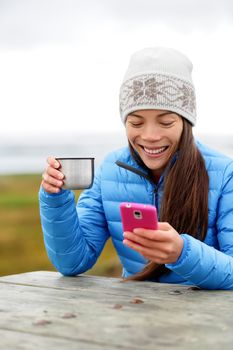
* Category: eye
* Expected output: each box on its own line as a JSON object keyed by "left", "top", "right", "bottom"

{"left": 129, "top": 121, "right": 143, "bottom": 127}
{"left": 160, "top": 121, "right": 174, "bottom": 127}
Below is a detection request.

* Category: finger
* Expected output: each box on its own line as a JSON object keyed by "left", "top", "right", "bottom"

{"left": 157, "top": 222, "right": 171, "bottom": 230}
{"left": 140, "top": 252, "right": 170, "bottom": 264}
{"left": 47, "top": 156, "right": 61, "bottom": 169}
{"left": 123, "top": 231, "right": 156, "bottom": 248}
{"left": 123, "top": 238, "right": 165, "bottom": 260}
{"left": 41, "top": 180, "right": 61, "bottom": 194}
{"left": 123, "top": 238, "right": 173, "bottom": 264}
{"left": 47, "top": 165, "right": 64, "bottom": 180}
{"left": 42, "top": 172, "right": 64, "bottom": 187}
{"left": 124, "top": 231, "right": 170, "bottom": 250}
{"left": 132, "top": 228, "right": 168, "bottom": 242}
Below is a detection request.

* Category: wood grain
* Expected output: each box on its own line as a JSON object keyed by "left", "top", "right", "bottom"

{"left": 0, "top": 271, "right": 232, "bottom": 349}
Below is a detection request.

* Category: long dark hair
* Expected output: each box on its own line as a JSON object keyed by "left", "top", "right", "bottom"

{"left": 125, "top": 118, "right": 209, "bottom": 281}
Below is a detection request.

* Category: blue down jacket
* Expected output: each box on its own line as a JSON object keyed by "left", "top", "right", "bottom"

{"left": 39, "top": 141, "right": 233, "bottom": 289}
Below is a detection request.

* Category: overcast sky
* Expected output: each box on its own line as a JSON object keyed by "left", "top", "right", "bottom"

{"left": 0, "top": 0, "right": 233, "bottom": 140}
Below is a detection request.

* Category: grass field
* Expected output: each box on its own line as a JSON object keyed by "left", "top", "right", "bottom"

{"left": 0, "top": 174, "right": 122, "bottom": 277}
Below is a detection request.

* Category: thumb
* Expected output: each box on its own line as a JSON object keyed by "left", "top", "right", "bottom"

{"left": 157, "top": 222, "right": 171, "bottom": 231}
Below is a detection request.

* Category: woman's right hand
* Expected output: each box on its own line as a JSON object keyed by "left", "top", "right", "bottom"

{"left": 41, "top": 156, "right": 65, "bottom": 194}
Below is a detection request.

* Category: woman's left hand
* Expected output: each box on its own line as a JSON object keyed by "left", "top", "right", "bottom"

{"left": 123, "top": 222, "right": 184, "bottom": 264}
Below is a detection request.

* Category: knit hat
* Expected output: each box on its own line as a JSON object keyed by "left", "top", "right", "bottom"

{"left": 119, "top": 47, "right": 196, "bottom": 125}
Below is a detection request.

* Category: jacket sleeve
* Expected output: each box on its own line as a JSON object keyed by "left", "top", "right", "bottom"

{"left": 166, "top": 161, "right": 233, "bottom": 290}
{"left": 39, "top": 166, "right": 110, "bottom": 276}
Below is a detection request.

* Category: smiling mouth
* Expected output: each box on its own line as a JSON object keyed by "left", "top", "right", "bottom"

{"left": 142, "top": 146, "right": 168, "bottom": 155}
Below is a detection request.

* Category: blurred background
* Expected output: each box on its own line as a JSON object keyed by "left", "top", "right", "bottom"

{"left": 1, "top": 0, "right": 233, "bottom": 277}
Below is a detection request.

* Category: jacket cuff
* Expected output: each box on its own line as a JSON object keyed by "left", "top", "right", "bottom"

{"left": 39, "top": 186, "right": 75, "bottom": 207}
{"left": 165, "top": 234, "right": 191, "bottom": 270}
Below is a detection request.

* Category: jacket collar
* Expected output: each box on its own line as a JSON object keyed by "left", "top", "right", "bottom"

{"left": 116, "top": 149, "right": 178, "bottom": 185}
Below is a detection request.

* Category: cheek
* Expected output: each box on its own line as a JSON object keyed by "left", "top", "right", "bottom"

{"left": 176, "top": 127, "right": 183, "bottom": 144}
{"left": 125, "top": 127, "right": 137, "bottom": 142}
{"left": 171, "top": 132, "right": 183, "bottom": 153}
{"left": 172, "top": 123, "right": 183, "bottom": 144}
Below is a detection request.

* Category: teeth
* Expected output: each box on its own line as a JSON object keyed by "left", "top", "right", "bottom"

{"left": 144, "top": 146, "right": 166, "bottom": 154}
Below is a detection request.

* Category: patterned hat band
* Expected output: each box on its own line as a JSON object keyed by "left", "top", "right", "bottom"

{"left": 119, "top": 73, "right": 196, "bottom": 125}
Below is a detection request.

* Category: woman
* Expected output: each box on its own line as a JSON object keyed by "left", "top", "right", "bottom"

{"left": 39, "top": 47, "right": 233, "bottom": 289}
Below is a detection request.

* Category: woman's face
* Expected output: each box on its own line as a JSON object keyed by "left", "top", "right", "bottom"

{"left": 126, "top": 109, "right": 183, "bottom": 177}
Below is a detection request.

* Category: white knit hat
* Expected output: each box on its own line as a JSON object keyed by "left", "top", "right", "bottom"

{"left": 119, "top": 47, "right": 196, "bottom": 125}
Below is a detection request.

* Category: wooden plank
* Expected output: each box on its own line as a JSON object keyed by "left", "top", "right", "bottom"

{"left": 0, "top": 271, "right": 120, "bottom": 292}
{"left": 0, "top": 329, "right": 109, "bottom": 350}
{"left": 0, "top": 272, "right": 233, "bottom": 349}
{"left": 1, "top": 270, "right": 233, "bottom": 302}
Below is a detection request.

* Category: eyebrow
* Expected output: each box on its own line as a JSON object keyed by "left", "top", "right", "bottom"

{"left": 129, "top": 111, "right": 175, "bottom": 118}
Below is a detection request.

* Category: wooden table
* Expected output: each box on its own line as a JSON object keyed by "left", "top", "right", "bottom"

{"left": 0, "top": 271, "right": 232, "bottom": 349}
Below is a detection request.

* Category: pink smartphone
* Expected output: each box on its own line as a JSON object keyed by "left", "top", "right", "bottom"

{"left": 120, "top": 202, "right": 158, "bottom": 231}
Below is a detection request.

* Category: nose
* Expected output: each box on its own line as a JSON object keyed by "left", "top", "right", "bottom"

{"left": 141, "top": 124, "right": 162, "bottom": 142}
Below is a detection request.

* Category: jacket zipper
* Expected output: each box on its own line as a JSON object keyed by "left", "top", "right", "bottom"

{"left": 115, "top": 160, "right": 153, "bottom": 182}
{"left": 116, "top": 160, "right": 160, "bottom": 210}
{"left": 116, "top": 152, "right": 178, "bottom": 218}
{"left": 154, "top": 186, "right": 159, "bottom": 208}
